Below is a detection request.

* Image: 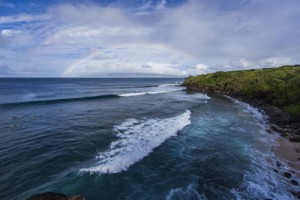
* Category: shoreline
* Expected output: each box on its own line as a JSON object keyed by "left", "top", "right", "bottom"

{"left": 184, "top": 86, "right": 300, "bottom": 141}
{"left": 273, "top": 137, "right": 300, "bottom": 173}
{"left": 223, "top": 92, "right": 300, "bottom": 174}
{"left": 184, "top": 88, "right": 300, "bottom": 187}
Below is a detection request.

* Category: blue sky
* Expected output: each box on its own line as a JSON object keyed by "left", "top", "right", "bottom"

{"left": 0, "top": 0, "right": 300, "bottom": 77}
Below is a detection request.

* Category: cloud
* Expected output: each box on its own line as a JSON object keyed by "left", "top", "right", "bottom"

{"left": 0, "top": 29, "right": 20, "bottom": 46}
{"left": 62, "top": 44, "right": 194, "bottom": 77}
{"left": 184, "top": 64, "right": 210, "bottom": 75}
{"left": 1, "top": 29, "right": 20, "bottom": 37}
{"left": 0, "top": 65, "right": 13, "bottom": 75}
{"left": 0, "top": 2, "right": 15, "bottom": 8}
{"left": 157, "top": 0, "right": 167, "bottom": 10}
{"left": 0, "top": 55, "right": 7, "bottom": 60}
{"left": 0, "top": 14, "right": 49, "bottom": 24}
{"left": 0, "top": 0, "right": 299, "bottom": 77}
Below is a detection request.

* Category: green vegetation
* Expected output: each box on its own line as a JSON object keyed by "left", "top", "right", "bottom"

{"left": 184, "top": 65, "right": 300, "bottom": 115}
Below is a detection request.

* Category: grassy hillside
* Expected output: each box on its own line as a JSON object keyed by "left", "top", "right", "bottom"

{"left": 183, "top": 65, "right": 300, "bottom": 115}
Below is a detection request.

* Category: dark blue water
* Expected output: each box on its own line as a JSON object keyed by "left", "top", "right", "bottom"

{"left": 0, "top": 78, "right": 298, "bottom": 200}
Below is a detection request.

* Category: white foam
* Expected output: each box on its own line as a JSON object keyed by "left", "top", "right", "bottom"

{"left": 238, "top": 158, "right": 297, "bottom": 200}
{"left": 81, "top": 110, "right": 191, "bottom": 174}
{"left": 227, "top": 96, "right": 298, "bottom": 199}
{"left": 23, "top": 93, "right": 36, "bottom": 100}
{"left": 166, "top": 184, "right": 207, "bottom": 200}
{"left": 174, "top": 93, "right": 211, "bottom": 102}
{"left": 226, "top": 96, "right": 280, "bottom": 144}
{"left": 119, "top": 88, "right": 182, "bottom": 97}
{"left": 118, "top": 92, "right": 148, "bottom": 97}
{"left": 158, "top": 83, "right": 181, "bottom": 87}
{"left": 225, "top": 96, "right": 265, "bottom": 121}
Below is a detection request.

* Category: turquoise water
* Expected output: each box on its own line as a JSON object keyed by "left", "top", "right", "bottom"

{"left": 0, "top": 78, "right": 298, "bottom": 200}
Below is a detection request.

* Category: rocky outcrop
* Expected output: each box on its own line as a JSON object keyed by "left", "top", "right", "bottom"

{"left": 27, "top": 192, "right": 84, "bottom": 200}
{"left": 185, "top": 86, "right": 300, "bottom": 142}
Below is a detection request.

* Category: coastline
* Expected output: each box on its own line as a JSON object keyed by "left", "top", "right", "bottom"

{"left": 273, "top": 137, "right": 300, "bottom": 173}
{"left": 223, "top": 91, "right": 300, "bottom": 175}
{"left": 184, "top": 86, "right": 300, "bottom": 142}
{"left": 273, "top": 137, "right": 300, "bottom": 199}
{"left": 183, "top": 65, "right": 300, "bottom": 142}
{"left": 184, "top": 88, "right": 300, "bottom": 184}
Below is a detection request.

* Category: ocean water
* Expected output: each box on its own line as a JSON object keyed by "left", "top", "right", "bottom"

{"left": 0, "top": 78, "right": 298, "bottom": 200}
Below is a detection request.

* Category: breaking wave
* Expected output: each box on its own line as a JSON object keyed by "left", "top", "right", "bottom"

{"left": 0, "top": 94, "right": 119, "bottom": 106}
{"left": 119, "top": 88, "right": 182, "bottom": 97}
{"left": 80, "top": 110, "right": 191, "bottom": 174}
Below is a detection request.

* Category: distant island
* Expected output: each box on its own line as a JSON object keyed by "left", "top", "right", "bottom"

{"left": 183, "top": 65, "right": 300, "bottom": 141}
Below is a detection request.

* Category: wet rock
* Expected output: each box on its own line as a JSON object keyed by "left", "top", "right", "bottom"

{"left": 276, "top": 161, "right": 282, "bottom": 168}
{"left": 284, "top": 172, "right": 292, "bottom": 179}
{"left": 266, "top": 128, "right": 272, "bottom": 133}
{"left": 27, "top": 192, "right": 84, "bottom": 200}
{"left": 290, "top": 137, "right": 300, "bottom": 142}
{"left": 291, "top": 191, "right": 300, "bottom": 200}
{"left": 67, "top": 196, "right": 84, "bottom": 200}
{"left": 291, "top": 180, "right": 299, "bottom": 186}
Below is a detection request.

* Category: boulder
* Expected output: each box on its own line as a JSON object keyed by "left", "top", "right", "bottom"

{"left": 27, "top": 192, "right": 84, "bottom": 200}
{"left": 284, "top": 172, "right": 292, "bottom": 179}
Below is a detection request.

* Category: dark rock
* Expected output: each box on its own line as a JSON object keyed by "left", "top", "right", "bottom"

{"left": 266, "top": 129, "right": 272, "bottom": 133}
{"left": 184, "top": 84, "right": 300, "bottom": 142}
{"left": 284, "top": 172, "right": 292, "bottom": 179}
{"left": 291, "top": 180, "right": 299, "bottom": 186}
{"left": 291, "top": 191, "right": 300, "bottom": 200}
{"left": 27, "top": 192, "right": 84, "bottom": 200}
{"left": 66, "top": 196, "right": 84, "bottom": 200}
{"left": 276, "top": 161, "right": 282, "bottom": 168}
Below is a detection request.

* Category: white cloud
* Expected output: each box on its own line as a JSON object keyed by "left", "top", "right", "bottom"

{"left": 1, "top": 29, "right": 20, "bottom": 37}
{"left": 0, "top": 0, "right": 299, "bottom": 77}
{"left": 0, "top": 2, "right": 15, "bottom": 8}
{"left": 184, "top": 64, "right": 210, "bottom": 75}
{"left": 62, "top": 44, "right": 196, "bottom": 77}
{"left": 0, "top": 14, "right": 49, "bottom": 24}
{"left": 157, "top": 0, "right": 167, "bottom": 10}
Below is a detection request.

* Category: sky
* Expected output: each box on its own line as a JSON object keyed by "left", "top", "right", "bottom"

{"left": 0, "top": 0, "right": 300, "bottom": 77}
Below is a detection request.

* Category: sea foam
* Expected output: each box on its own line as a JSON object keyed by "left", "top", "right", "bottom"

{"left": 166, "top": 184, "right": 207, "bottom": 200}
{"left": 80, "top": 110, "right": 191, "bottom": 174}
{"left": 227, "top": 96, "right": 297, "bottom": 199}
{"left": 158, "top": 83, "right": 181, "bottom": 87}
{"left": 119, "top": 88, "right": 182, "bottom": 97}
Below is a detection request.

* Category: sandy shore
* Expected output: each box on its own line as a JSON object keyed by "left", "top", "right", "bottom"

{"left": 273, "top": 137, "right": 300, "bottom": 175}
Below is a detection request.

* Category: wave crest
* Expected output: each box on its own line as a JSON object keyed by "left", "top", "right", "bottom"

{"left": 0, "top": 94, "right": 119, "bottom": 106}
{"left": 80, "top": 110, "right": 191, "bottom": 174}
{"left": 119, "top": 88, "right": 182, "bottom": 97}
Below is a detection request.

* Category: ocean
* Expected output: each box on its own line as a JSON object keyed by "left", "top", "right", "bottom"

{"left": 0, "top": 78, "right": 298, "bottom": 200}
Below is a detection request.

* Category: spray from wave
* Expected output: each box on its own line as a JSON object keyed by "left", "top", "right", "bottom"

{"left": 119, "top": 82, "right": 183, "bottom": 97}
{"left": 158, "top": 83, "right": 181, "bottom": 87}
{"left": 80, "top": 110, "right": 191, "bottom": 174}
{"left": 119, "top": 88, "right": 182, "bottom": 97}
